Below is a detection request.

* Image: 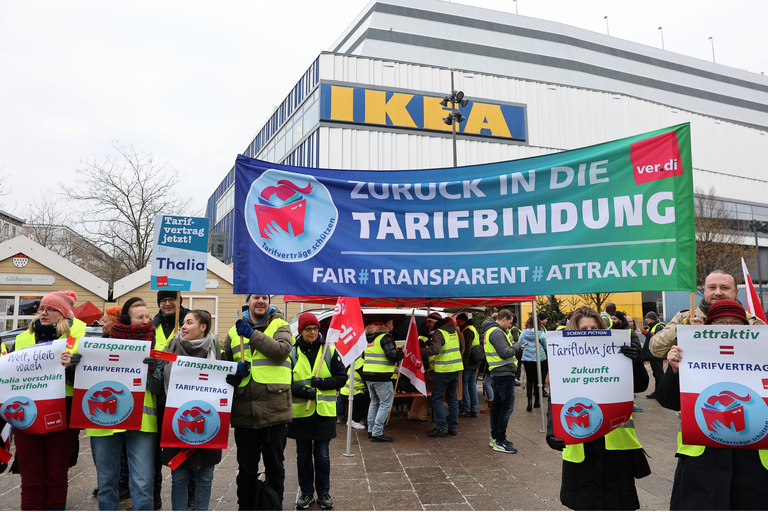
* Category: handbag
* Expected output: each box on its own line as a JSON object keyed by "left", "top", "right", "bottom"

{"left": 632, "top": 448, "right": 652, "bottom": 479}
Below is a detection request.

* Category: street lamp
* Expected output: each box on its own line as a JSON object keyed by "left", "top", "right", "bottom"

{"left": 604, "top": 16, "right": 609, "bottom": 36}
{"left": 708, "top": 37, "right": 715, "bottom": 63}
{"left": 441, "top": 70, "right": 468, "bottom": 168}
{"left": 658, "top": 27, "right": 664, "bottom": 50}
{"left": 749, "top": 219, "right": 766, "bottom": 301}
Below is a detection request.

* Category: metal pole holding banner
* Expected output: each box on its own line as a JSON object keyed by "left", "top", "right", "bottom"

{"left": 343, "top": 359, "right": 357, "bottom": 457}
{"left": 532, "top": 300, "right": 546, "bottom": 433}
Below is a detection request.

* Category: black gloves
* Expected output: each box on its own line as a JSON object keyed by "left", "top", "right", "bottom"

{"left": 143, "top": 357, "right": 158, "bottom": 373}
{"left": 305, "top": 388, "right": 317, "bottom": 400}
{"left": 69, "top": 353, "right": 82, "bottom": 370}
{"left": 619, "top": 343, "right": 642, "bottom": 363}
{"left": 226, "top": 362, "right": 251, "bottom": 387}
{"left": 546, "top": 434, "right": 566, "bottom": 451}
{"left": 226, "top": 374, "right": 242, "bottom": 387}
{"left": 311, "top": 376, "right": 334, "bottom": 390}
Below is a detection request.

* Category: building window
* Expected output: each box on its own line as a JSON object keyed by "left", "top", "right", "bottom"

{"left": 215, "top": 185, "right": 235, "bottom": 225}
{"left": 0, "top": 295, "right": 43, "bottom": 332}
{"left": 182, "top": 295, "right": 218, "bottom": 335}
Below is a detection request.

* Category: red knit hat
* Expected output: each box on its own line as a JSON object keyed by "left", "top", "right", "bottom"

{"left": 298, "top": 312, "right": 320, "bottom": 333}
{"left": 40, "top": 290, "right": 77, "bottom": 317}
{"left": 705, "top": 299, "right": 748, "bottom": 325}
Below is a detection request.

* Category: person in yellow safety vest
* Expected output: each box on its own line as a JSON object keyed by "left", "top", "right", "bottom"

{"left": 288, "top": 312, "right": 347, "bottom": 510}
{"left": 12, "top": 290, "right": 83, "bottom": 510}
{"left": 546, "top": 306, "right": 649, "bottom": 510}
{"left": 222, "top": 293, "right": 294, "bottom": 510}
{"left": 152, "top": 291, "right": 189, "bottom": 352}
{"left": 650, "top": 270, "right": 766, "bottom": 359}
{"left": 74, "top": 297, "right": 161, "bottom": 511}
{"left": 0, "top": 341, "right": 7, "bottom": 356}
{"left": 657, "top": 299, "right": 768, "bottom": 510}
{"left": 337, "top": 355, "right": 369, "bottom": 429}
{"left": 421, "top": 314, "right": 464, "bottom": 437}
{"left": 456, "top": 313, "right": 481, "bottom": 418}
{"left": 362, "top": 319, "right": 404, "bottom": 442}
{"left": 601, "top": 303, "right": 616, "bottom": 329}
{"left": 408, "top": 316, "right": 438, "bottom": 422}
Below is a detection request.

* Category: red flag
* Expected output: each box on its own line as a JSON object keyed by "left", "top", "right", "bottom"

{"left": 325, "top": 297, "right": 367, "bottom": 367}
{"left": 399, "top": 310, "right": 427, "bottom": 396}
{"left": 742, "top": 258, "right": 768, "bottom": 323}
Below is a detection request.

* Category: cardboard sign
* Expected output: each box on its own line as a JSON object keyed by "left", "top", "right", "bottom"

{"left": 161, "top": 356, "right": 236, "bottom": 449}
{"left": 0, "top": 339, "right": 67, "bottom": 434}
{"left": 70, "top": 337, "right": 151, "bottom": 430}
{"left": 678, "top": 325, "right": 768, "bottom": 449}
{"left": 151, "top": 215, "right": 210, "bottom": 291}
{"left": 548, "top": 329, "right": 633, "bottom": 444}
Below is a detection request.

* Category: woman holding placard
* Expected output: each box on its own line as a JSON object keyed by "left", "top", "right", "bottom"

{"left": 12, "top": 290, "right": 84, "bottom": 510}
{"left": 161, "top": 309, "right": 223, "bottom": 511}
{"left": 657, "top": 299, "right": 768, "bottom": 510}
{"left": 545, "top": 306, "right": 649, "bottom": 510}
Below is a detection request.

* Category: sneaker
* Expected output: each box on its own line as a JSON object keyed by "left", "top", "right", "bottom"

{"left": 367, "top": 431, "right": 372, "bottom": 438}
{"left": 448, "top": 430, "right": 458, "bottom": 436}
{"left": 493, "top": 440, "right": 518, "bottom": 454}
{"left": 489, "top": 436, "right": 498, "bottom": 448}
{"left": 514, "top": 379, "right": 522, "bottom": 386}
{"left": 336, "top": 416, "right": 345, "bottom": 424}
{"left": 119, "top": 486, "right": 131, "bottom": 502}
{"left": 427, "top": 428, "right": 449, "bottom": 437}
{"left": 296, "top": 494, "right": 314, "bottom": 509}
{"left": 317, "top": 494, "right": 334, "bottom": 509}
{"left": 633, "top": 404, "right": 644, "bottom": 413}
{"left": 350, "top": 420, "right": 366, "bottom": 430}
{"left": 371, "top": 434, "right": 393, "bottom": 442}
{"left": 646, "top": 392, "right": 657, "bottom": 399}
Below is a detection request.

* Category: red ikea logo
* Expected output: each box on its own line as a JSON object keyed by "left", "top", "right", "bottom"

{"left": 631, "top": 131, "right": 683, "bottom": 185}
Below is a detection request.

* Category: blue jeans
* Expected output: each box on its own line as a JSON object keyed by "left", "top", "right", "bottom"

{"left": 296, "top": 439, "right": 331, "bottom": 496}
{"left": 484, "top": 373, "right": 494, "bottom": 400}
{"left": 461, "top": 369, "right": 479, "bottom": 412}
{"left": 172, "top": 465, "right": 214, "bottom": 511}
{"left": 91, "top": 431, "right": 156, "bottom": 511}
{"left": 490, "top": 375, "right": 516, "bottom": 443}
{"left": 366, "top": 381, "right": 394, "bottom": 437}
{"left": 430, "top": 371, "right": 460, "bottom": 432}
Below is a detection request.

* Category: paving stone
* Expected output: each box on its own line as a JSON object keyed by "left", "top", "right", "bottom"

{"left": 412, "top": 482, "right": 466, "bottom": 505}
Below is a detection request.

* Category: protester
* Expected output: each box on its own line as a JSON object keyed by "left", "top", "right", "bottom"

{"left": 289, "top": 312, "right": 347, "bottom": 510}
{"left": 13, "top": 290, "right": 84, "bottom": 510}
{"left": 222, "top": 293, "right": 293, "bottom": 509}
{"left": 161, "top": 310, "right": 223, "bottom": 511}
{"left": 84, "top": 297, "right": 161, "bottom": 511}
{"left": 422, "top": 315, "right": 464, "bottom": 437}
{"left": 537, "top": 312, "right": 549, "bottom": 331}
{"left": 611, "top": 311, "right": 644, "bottom": 413}
{"left": 362, "top": 320, "right": 404, "bottom": 441}
{"left": 601, "top": 303, "right": 616, "bottom": 329}
{"left": 479, "top": 312, "right": 499, "bottom": 414}
{"left": 456, "top": 313, "right": 481, "bottom": 418}
{"left": 650, "top": 270, "right": 766, "bottom": 358}
{"left": 483, "top": 309, "right": 520, "bottom": 453}
{"left": 546, "top": 306, "right": 649, "bottom": 510}
{"left": 656, "top": 299, "right": 768, "bottom": 509}
{"left": 641, "top": 312, "right": 665, "bottom": 399}
{"left": 520, "top": 315, "right": 548, "bottom": 412}
{"left": 101, "top": 305, "right": 121, "bottom": 336}
{"left": 153, "top": 291, "right": 189, "bottom": 351}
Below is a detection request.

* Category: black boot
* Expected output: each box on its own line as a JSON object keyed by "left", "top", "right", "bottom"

{"left": 534, "top": 398, "right": 541, "bottom": 409}
{"left": 526, "top": 398, "right": 532, "bottom": 412}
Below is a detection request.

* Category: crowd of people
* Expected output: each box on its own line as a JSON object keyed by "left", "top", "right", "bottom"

{"left": 2, "top": 268, "right": 768, "bottom": 510}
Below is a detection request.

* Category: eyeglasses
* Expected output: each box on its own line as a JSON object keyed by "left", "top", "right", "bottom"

{"left": 303, "top": 327, "right": 320, "bottom": 332}
{"left": 159, "top": 298, "right": 176, "bottom": 305}
{"left": 38, "top": 307, "right": 60, "bottom": 314}
{"left": 711, "top": 320, "right": 745, "bottom": 325}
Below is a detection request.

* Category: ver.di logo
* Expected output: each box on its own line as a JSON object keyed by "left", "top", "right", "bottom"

{"left": 245, "top": 169, "right": 338, "bottom": 262}
{"left": 0, "top": 396, "right": 37, "bottom": 430}
{"left": 561, "top": 397, "right": 604, "bottom": 439}
{"left": 694, "top": 382, "right": 768, "bottom": 446}
{"left": 172, "top": 400, "right": 220, "bottom": 445}
{"left": 83, "top": 381, "right": 134, "bottom": 427}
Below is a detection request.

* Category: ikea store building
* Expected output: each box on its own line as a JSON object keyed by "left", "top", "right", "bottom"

{"left": 205, "top": 0, "right": 768, "bottom": 320}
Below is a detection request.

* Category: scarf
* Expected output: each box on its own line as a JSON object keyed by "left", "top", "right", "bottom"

{"left": 33, "top": 319, "right": 59, "bottom": 343}
{"left": 110, "top": 322, "right": 156, "bottom": 345}
{"left": 164, "top": 332, "right": 220, "bottom": 393}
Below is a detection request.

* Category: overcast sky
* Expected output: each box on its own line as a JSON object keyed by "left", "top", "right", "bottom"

{"left": 1, "top": 0, "right": 766, "bottom": 219}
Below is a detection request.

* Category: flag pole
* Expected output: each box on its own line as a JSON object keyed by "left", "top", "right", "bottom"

{"left": 343, "top": 358, "right": 357, "bottom": 457}
{"left": 532, "top": 300, "right": 546, "bottom": 433}
{"left": 689, "top": 291, "right": 696, "bottom": 322}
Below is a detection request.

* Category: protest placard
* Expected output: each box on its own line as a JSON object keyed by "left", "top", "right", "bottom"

{"left": 678, "top": 325, "right": 768, "bottom": 449}
{"left": 151, "top": 215, "right": 210, "bottom": 291}
{"left": 0, "top": 339, "right": 67, "bottom": 434}
{"left": 548, "top": 329, "right": 633, "bottom": 444}
{"left": 161, "top": 356, "right": 236, "bottom": 449}
{"left": 69, "top": 337, "right": 151, "bottom": 430}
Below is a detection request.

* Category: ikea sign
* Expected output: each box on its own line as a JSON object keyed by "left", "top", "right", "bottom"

{"left": 319, "top": 84, "right": 526, "bottom": 141}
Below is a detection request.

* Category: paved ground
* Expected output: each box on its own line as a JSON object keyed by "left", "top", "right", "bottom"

{"left": 0, "top": 365, "right": 680, "bottom": 511}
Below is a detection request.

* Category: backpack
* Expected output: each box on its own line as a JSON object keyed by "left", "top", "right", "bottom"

{"left": 249, "top": 477, "right": 282, "bottom": 511}
{"left": 468, "top": 343, "right": 485, "bottom": 365}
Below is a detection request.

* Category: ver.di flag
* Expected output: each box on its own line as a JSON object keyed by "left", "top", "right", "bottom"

{"left": 678, "top": 325, "right": 768, "bottom": 449}
{"left": 398, "top": 311, "right": 427, "bottom": 396}
{"left": 161, "top": 355, "right": 236, "bottom": 449}
{"left": 325, "top": 297, "right": 367, "bottom": 367}
{"left": 547, "top": 330, "right": 633, "bottom": 444}
{"left": 70, "top": 337, "right": 151, "bottom": 430}
{"left": 0, "top": 339, "right": 67, "bottom": 434}
{"left": 742, "top": 258, "right": 767, "bottom": 324}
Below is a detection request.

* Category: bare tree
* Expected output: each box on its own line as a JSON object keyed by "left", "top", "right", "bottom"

{"left": 562, "top": 293, "right": 614, "bottom": 314}
{"left": 63, "top": 142, "right": 190, "bottom": 273}
{"left": 694, "top": 186, "right": 754, "bottom": 291}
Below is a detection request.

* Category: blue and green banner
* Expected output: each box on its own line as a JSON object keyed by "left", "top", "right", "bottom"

{"left": 234, "top": 123, "right": 694, "bottom": 297}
